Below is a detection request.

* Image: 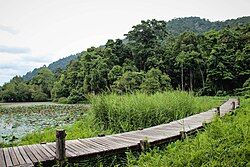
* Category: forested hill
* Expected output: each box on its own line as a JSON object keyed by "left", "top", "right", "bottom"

{"left": 166, "top": 16, "right": 250, "bottom": 35}
{"left": 1, "top": 16, "right": 249, "bottom": 103}
{"left": 22, "top": 16, "right": 249, "bottom": 81}
{"left": 22, "top": 54, "right": 79, "bottom": 80}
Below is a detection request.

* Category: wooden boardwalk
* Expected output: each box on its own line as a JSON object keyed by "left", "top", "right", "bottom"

{"left": 0, "top": 99, "right": 239, "bottom": 167}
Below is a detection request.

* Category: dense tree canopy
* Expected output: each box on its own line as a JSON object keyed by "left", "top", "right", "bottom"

{"left": 0, "top": 18, "right": 249, "bottom": 103}
{"left": 0, "top": 68, "right": 55, "bottom": 102}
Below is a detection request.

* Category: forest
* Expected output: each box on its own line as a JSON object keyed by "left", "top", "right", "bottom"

{"left": 0, "top": 17, "right": 249, "bottom": 103}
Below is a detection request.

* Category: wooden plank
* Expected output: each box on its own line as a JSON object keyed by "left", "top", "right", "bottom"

{"left": 70, "top": 140, "right": 98, "bottom": 153}
{"left": 9, "top": 147, "right": 20, "bottom": 166}
{"left": 78, "top": 139, "right": 106, "bottom": 152}
{"left": 47, "top": 142, "right": 77, "bottom": 157}
{"left": 17, "top": 146, "right": 33, "bottom": 165}
{"left": 36, "top": 144, "right": 54, "bottom": 160}
{"left": 137, "top": 129, "right": 172, "bottom": 137}
{"left": 28, "top": 145, "right": 47, "bottom": 162}
{"left": 13, "top": 147, "right": 26, "bottom": 165}
{"left": 155, "top": 123, "right": 183, "bottom": 130}
{"left": 111, "top": 135, "right": 140, "bottom": 144}
{"left": 0, "top": 148, "right": 6, "bottom": 167}
{"left": 105, "top": 136, "right": 138, "bottom": 149}
{"left": 66, "top": 142, "right": 86, "bottom": 155}
{"left": 96, "top": 137, "right": 126, "bottom": 148}
{"left": 3, "top": 148, "right": 13, "bottom": 167}
{"left": 115, "top": 135, "right": 143, "bottom": 143}
{"left": 41, "top": 144, "right": 56, "bottom": 157}
{"left": 89, "top": 138, "right": 123, "bottom": 150}
{"left": 65, "top": 147, "right": 78, "bottom": 157}
{"left": 22, "top": 145, "right": 40, "bottom": 163}
{"left": 66, "top": 143, "right": 84, "bottom": 156}
{"left": 83, "top": 138, "right": 109, "bottom": 151}
{"left": 119, "top": 133, "right": 159, "bottom": 142}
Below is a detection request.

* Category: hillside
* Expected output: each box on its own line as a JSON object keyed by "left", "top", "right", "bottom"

{"left": 22, "top": 16, "right": 250, "bottom": 81}
{"left": 166, "top": 16, "right": 250, "bottom": 35}
{"left": 22, "top": 54, "right": 78, "bottom": 81}
{"left": 1, "top": 16, "right": 249, "bottom": 103}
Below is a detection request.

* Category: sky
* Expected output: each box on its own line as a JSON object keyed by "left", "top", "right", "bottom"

{"left": 0, "top": 0, "right": 249, "bottom": 86}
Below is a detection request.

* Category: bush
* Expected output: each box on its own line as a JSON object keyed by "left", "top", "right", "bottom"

{"left": 31, "top": 91, "right": 48, "bottom": 102}
{"left": 67, "top": 89, "right": 86, "bottom": 104}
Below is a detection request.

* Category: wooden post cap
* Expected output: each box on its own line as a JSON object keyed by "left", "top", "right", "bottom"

{"left": 56, "top": 129, "right": 67, "bottom": 139}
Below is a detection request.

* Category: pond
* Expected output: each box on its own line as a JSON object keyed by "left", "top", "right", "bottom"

{"left": 0, "top": 103, "right": 89, "bottom": 143}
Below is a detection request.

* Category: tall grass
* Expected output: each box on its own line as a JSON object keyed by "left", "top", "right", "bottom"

{"left": 1, "top": 91, "right": 222, "bottom": 148}
{"left": 91, "top": 91, "right": 222, "bottom": 133}
{"left": 127, "top": 98, "right": 250, "bottom": 167}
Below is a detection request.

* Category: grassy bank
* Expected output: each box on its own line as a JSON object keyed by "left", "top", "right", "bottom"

{"left": 127, "top": 98, "right": 250, "bottom": 167}
{"left": 1, "top": 91, "right": 223, "bottom": 147}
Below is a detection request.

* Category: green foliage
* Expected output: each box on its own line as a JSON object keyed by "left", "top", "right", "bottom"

{"left": 58, "top": 97, "right": 69, "bottom": 104}
{"left": 91, "top": 91, "right": 222, "bottom": 133}
{"left": 127, "top": 98, "right": 250, "bottom": 167}
{"left": 112, "top": 71, "right": 145, "bottom": 93}
{"left": 141, "top": 68, "right": 172, "bottom": 93}
{"left": 22, "top": 54, "right": 78, "bottom": 81}
{"left": 51, "top": 20, "right": 249, "bottom": 103}
{"left": 1, "top": 17, "right": 250, "bottom": 103}
{"left": 0, "top": 68, "right": 55, "bottom": 102}
{"left": 30, "top": 67, "right": 55, "bottom": 98}
{"left": 0, "top": 76, "right": 32, "bottom": 102}
{"left": 31, "top": 91, "right": 48, "bottom": 102}
{"left": 166, "top": 16, "right": 250, "bottom": 35}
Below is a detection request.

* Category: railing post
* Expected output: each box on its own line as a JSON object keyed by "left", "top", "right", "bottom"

{"left": 180, "top": 131, "right": 187, "bottom": 140}
{"left": 237, "top": 97, "right": 240, "bottom": 107}
{"left": 216, "top": 106, "right": 220, "bottom": 116}
{"left": 139, "top": 139, "right": 149, "bottom": 151}
{"left": 232, "top": 101, "right": 236, "bottom": 110}
{"left": 202, "top": 121, "right": 208, "bottom": 127}
{"left": 56, "top": 129, "right": 66, "bottom": 166}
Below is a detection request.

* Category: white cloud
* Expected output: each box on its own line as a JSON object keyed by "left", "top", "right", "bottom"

{"left": 0, "top": 24, "right": 19, "bottom": 35}
{"left": 0, "top": 45, "right": 31, "bottom": 54}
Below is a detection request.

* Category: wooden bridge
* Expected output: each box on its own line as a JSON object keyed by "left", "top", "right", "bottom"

{"left": 0, "top": 98, "right": 239, "bottom": 167}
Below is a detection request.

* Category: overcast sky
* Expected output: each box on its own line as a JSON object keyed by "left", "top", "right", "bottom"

{"left": 0, "top": 0, "right": 249, "bottom": 85}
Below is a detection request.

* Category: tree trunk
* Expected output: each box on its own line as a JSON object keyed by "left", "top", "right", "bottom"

{"left": 199, "top": 67, "right": 205, "bottom": 89}
{"left": 181, "top": 65, "right": 184, "bottom": 91}
{"left": 190, "top": 69, "right": 193, "bottom": 92}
